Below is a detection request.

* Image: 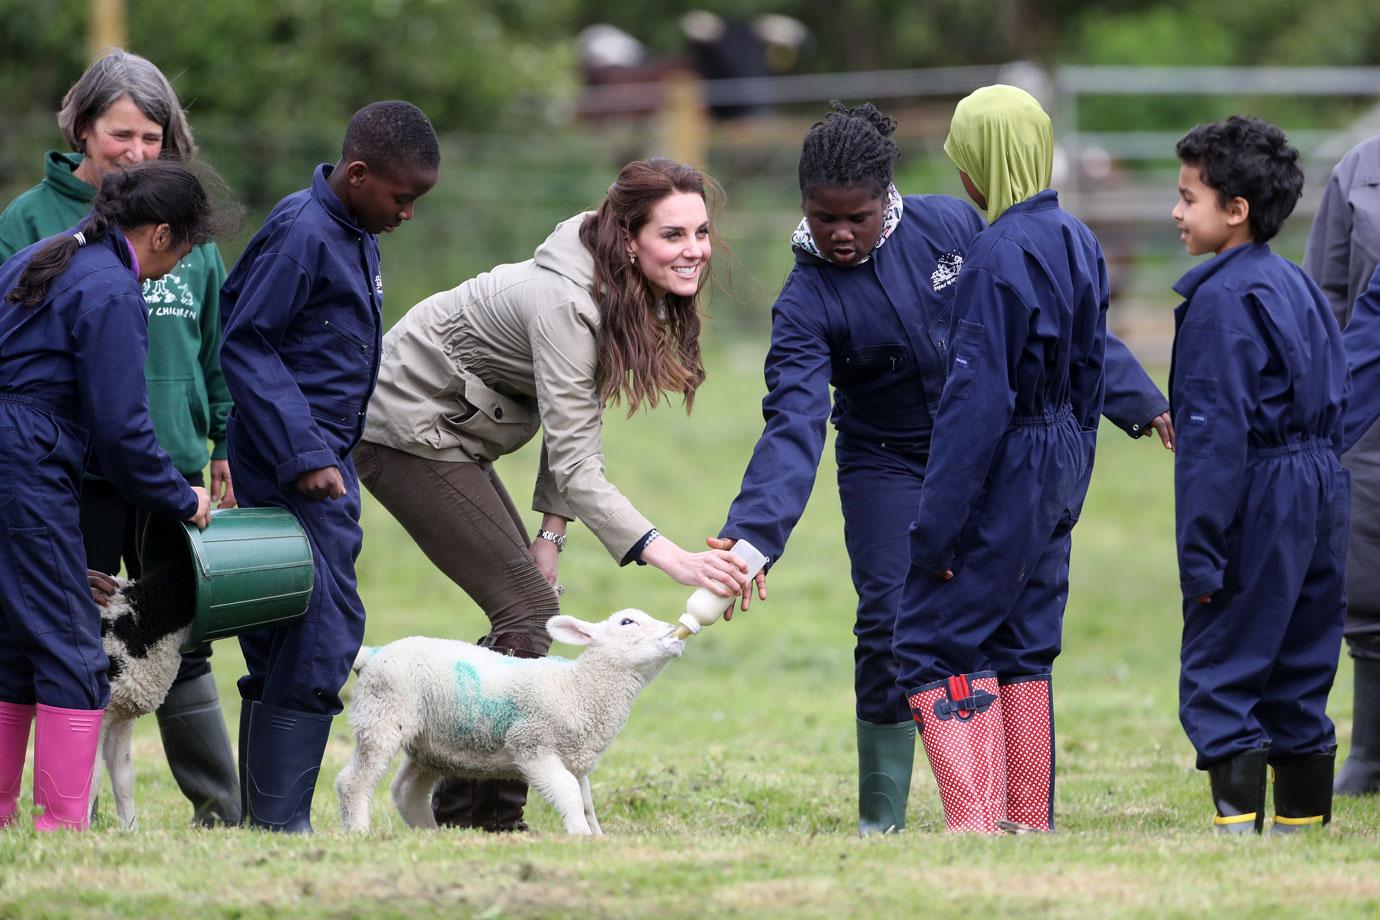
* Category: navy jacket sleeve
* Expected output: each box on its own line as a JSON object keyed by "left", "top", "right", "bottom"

{"left": 909, "top": 265, "right": 1027, "bottom": 572}
{"left": 1101, "top": 332, "right": 1168, "bottom": 436}
{"left": 73, "top": 287, "right": 198, "bottom": 520}
{"left": 719, "top": 287, "right": 833, "bottom": 564}
{"left": 1343, "top": 265, "right": 1380, "bottom": 453}
{"left": 1172, "top": 293, "right": 1267, "bottom": 599}
{"left": 219, "top": 250, "right": 338, "bottom": 488}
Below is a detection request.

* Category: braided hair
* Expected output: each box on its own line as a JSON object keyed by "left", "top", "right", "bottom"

{"left": 797, "top": 101, "right": 900, "bottom": 201}
{"left": 6, "top": 160, "right": 224, "bottom": 309}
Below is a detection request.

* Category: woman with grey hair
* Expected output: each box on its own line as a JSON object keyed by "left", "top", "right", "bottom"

{"left": 0, "top": 47, "right": 241, "bottom": 826}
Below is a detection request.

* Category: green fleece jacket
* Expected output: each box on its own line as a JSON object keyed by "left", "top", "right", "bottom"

{"left": 0, "top": 151, "right": 231, "bottom": 473}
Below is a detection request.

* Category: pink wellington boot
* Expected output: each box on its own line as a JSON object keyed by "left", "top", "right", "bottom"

{"left": 33, "top": 703, "right": 103, "bottom": 831}
{"left": 908, "top": 671, "right": 1008, "bottom": 833}
{"left": 0, "top": 701, "right": 35, "bottom": 828}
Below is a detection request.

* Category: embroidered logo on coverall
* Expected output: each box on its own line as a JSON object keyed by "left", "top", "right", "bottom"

{"left": 931, "top": 253, "right": 963, "bottom": 292}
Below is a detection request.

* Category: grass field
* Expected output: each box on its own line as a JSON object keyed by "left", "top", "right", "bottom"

{"left": 2, "top": 342, "right": 1378, "bottom": 919}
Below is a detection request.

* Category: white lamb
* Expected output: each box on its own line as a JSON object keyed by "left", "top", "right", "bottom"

{"left": 90, "top": 569, "right": 198, "bottom": 829}
{"left": 336, "top": 609, "right": 683, "bottom": 835}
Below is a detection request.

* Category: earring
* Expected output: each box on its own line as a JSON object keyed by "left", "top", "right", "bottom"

{"left": 628, "top": 253, "right": 638, "bottom": 265}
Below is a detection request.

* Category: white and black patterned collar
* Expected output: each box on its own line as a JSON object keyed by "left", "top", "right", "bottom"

{"left": 790, "top": 184, "right": 904, "bottom": 266}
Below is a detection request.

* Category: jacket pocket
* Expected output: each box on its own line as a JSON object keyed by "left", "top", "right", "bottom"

{"left": 0, "top": 426, "right": 13, "bottom": 508}
{"left": 9, "top": 526, "right": 79, "bottom": 636}
{"left": 1330, "top": 467, "right": 1352, "bottom": 563}
{"left": 1179, "top": 375, "right": 1218, "bottom": 459}
{"left": 945, "top": 320, "right": 985, "bottom": 401}
{"left": 424, "top": 374, "right": 539, "bottom": 461}
{"left": 145, "top": 376, "right": 205, "bottom": 472}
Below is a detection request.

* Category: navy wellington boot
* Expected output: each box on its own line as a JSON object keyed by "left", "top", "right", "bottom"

{"left": 243, "top": 701, "right": 332, "bottom": 833}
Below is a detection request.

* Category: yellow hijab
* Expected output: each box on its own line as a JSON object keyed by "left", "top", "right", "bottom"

{"left": 943, "top": 84, "right": 1053, "bottom": 223}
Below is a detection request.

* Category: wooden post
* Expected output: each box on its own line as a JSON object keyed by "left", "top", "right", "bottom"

{"left": 661, "top": 70, "right": 708, "bottom": 168}
{"left": 89, "top": 0, "right": 127, "bottom": 56}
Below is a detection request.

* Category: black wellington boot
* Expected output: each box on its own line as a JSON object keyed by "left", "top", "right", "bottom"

{"left": 156, "top": 672, "right": 242, "bottom": 826}
{"left": 1271, "top": 750, "right": 1335, "bottom": 834}
{"left": 243, "top": 701, "right": 332, "bottom": 833}
{"left": 1208, "top": 747, "right": 1268, "bottom": 835}
{"left": 1336, "top": 657, "right": 1380, "bottom": 796}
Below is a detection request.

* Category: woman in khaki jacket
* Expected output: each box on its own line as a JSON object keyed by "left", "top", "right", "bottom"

{"left": 355, "top": 158, "right": 750, "bottom": 831}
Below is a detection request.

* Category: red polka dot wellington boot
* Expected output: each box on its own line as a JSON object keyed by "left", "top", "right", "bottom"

{"left": 908, "top": 671, "right": 1007, "bottom": 833}
{"left": 998, "top": 674, "right": 1055, "bottom": 832}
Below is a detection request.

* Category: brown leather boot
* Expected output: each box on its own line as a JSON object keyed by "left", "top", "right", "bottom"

{"left": 430, "top": 632, "right": 548, "bottom": 831}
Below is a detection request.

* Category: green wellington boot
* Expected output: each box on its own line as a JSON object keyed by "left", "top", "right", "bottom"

{"left": 857, "top": 718, "right": 915, "bottom": 835}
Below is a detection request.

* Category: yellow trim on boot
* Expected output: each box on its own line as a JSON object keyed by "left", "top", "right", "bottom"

{"left": 1213, "top": 812, "right": 1258, "bottom": 826}
{"left": 1273, "top": 814, "right": 1324, "bottom": 827}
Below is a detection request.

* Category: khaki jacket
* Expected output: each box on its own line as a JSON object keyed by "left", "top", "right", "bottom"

{"left": 364, "top": 214, "right": 653, "bottom": 559}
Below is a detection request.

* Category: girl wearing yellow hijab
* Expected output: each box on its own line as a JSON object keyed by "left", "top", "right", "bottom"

{"left": 892, "top": 85, "right": 1113, "bottom": 834}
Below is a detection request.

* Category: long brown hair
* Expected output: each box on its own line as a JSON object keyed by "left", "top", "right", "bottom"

{"left": 579, "top": 157, "right": 717, "bottom": 415}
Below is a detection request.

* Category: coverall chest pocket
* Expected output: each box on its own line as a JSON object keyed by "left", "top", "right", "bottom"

{"left": 299, "top": 316, "right": 372, "bottom": 376}
{"left": 1180, "top": 375, "right": 1219, "bottom": 459}
{"left": 945, "top": 320, "right": 985, "bottom": 401}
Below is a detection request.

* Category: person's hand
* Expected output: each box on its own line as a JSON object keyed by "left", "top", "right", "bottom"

{"left": 529, "top": 536, "right": 560, "bottom": 587}
{"left": 1143, "top": 412, "right": 1175, "bottom": 452}
{"left": 1196, "top": 593, "right": 1213, "bottom": 605}
{"left": 296, "top": 466, "right": 346, "bottom": 500}
{"left": 936, "top": 568, "right": 954, "bottom": 581}
{"left": 705, "top": 536, "right": 767, "bottom": 619}
{"left": 87, "top": 570, "right": 120, "bottom": 607}
{"left": 186, "top": 486, "right": 212, "bottom": 530}
{"left": 642, "top": 536, "right": 749, "bottom": 597}
{"left": 210, "top": 459, "right": 237, "bottom": 508}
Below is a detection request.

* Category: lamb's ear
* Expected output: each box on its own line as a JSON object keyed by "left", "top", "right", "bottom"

{"left": 546, "top": 615, "right": 595, "bottom": 646}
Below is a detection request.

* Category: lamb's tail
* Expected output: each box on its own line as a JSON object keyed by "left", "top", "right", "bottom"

{"left": 352, "top": 645, "right": 381, "bottom": 674}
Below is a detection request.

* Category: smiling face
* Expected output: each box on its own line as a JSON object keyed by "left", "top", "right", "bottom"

{"left": 1172, "top": 163, "right": 1252, "bottom": 256}
{"left": 803, "top": 185, "right": 884, "bottom": 266}
{"left": 73, "top": 95, "right": 164, "bottom": 186}
{"left": 345, "top": 161, "right": 439, "bottom": 235}
{"left": 627, "top": 191, "right": 711, "bottom": 299}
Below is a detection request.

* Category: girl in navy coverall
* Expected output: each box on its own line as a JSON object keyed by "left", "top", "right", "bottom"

{"left": 1171, "top": 117, "right": 1348, "bottom": 835}
{"left": 219, "top": 102, "right": 438, "bottom": 833}
{"left": 716, "top": 102, "right": 1169, "bottom": 836}
{"left": 891, "top": 85, "right": 1111, "bottom": 834}
{"left": 0, "top": 161, "right": 214, "bottom": 831}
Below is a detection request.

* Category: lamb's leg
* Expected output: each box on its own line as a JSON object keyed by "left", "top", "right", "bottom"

{"left": 103, "top": 718, "right": 138, "bottom": 831}
{"left": 389, "top": 755, "right": 441, "bottom": 830}
{"left": 520, "top": 755, "right": 591, "bottom": 835}
{"left": 578, "top": 774, "right": 602, "bottom": 836}
{"left": 335, "top": 723, "right": 402, "bottom": 834}
{"left": 89, "top": 723, "right": 107, "bottom": 826}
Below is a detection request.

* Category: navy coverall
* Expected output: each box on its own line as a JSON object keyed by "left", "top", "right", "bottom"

{"left": 1172, "top": 243, "right": 1348, "bottom": 768}
{"left": 220, "top": 165, "right": 382, "bottom": 716}
{"left": 0, "top": 229, "right": 197, "bottom": 709}
{"left": 893, "top": 190, "right": 1108, "bottom": 692}
{"left": 723, "top": 192, "right": 1163, "bottom": 723}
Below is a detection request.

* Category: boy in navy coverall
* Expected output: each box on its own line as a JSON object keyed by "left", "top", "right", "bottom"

{"left": 220, "top": 102, "right": 438, "bottom": 832}
{"left": 1171, "top": 116, "right": 1348, "bottom": 834}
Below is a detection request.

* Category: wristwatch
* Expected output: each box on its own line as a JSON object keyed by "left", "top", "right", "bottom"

{"left": 536, "top": 529, "right": 567, "bottom": 553}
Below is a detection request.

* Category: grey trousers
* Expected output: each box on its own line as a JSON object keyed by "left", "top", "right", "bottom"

{"left": 353, "top": 440, "right": 558, "bottom": 653}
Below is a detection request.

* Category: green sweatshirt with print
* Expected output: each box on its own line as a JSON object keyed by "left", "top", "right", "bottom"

{"left": 0, "top": 150, "right": 231, "bottom": 474}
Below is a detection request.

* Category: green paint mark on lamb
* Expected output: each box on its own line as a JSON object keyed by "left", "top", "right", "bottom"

{"left": 453, "top": 661, "right": 518, "bottom": 744}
